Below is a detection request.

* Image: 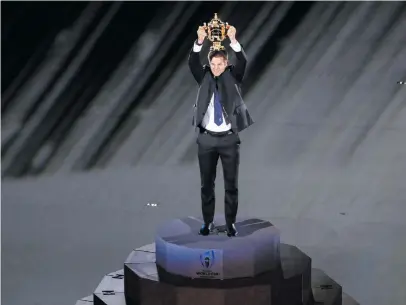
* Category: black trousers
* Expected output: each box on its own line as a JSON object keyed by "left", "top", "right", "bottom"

{"left": 197, "top": 129, "right": 240, "bottom": 225}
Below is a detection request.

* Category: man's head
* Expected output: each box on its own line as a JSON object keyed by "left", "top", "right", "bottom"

{"left": 208, "top": 49, "right": 228, "bottom": 77}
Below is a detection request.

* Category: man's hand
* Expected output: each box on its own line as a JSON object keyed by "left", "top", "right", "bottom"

{"left": 227, "top": 26, "right": 237, "bottom": 44}
{"left": 197, "top": 26, "right": 207, "bottom": 44}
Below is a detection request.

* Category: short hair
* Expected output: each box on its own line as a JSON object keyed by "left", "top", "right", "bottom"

{"left": 208, "top": 49, "right": 228, "bottom": 62}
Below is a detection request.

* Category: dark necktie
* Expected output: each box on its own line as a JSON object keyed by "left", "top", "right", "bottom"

{"left": 214, "top": 85, "right": 223, "bottom": 126}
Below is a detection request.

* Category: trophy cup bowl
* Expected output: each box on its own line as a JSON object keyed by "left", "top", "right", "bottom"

{"left": 203, "top": 13, "right": 230, "bottom": 51}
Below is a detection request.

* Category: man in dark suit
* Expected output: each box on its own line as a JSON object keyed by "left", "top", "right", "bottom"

{"left": 188, "top": 25, "right": 254, "bottom": 237}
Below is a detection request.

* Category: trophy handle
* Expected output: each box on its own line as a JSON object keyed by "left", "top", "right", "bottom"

{"left": 222, "top": 22, "right": 230, "bottom": 38}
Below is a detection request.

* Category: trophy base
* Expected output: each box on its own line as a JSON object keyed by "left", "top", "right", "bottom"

{"left": 210, "top": 42, "right": 226, "bottom": 52}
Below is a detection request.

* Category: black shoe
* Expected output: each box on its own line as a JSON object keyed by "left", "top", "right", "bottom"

{"left": 199, "top": 222, "right": 215, "bottom": 236}
{"left": 226, "top": 223, "right": 238, "bottom": 237}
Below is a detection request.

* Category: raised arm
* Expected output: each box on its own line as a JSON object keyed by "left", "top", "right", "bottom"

{"left": 188, "top": 26, "right": 207, "bottom": 84}
{"left": 227, "top": 26, "right": 247, "bottom": 84}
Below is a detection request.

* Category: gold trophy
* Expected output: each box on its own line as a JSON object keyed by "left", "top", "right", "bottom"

{"left": 202, "top": 13, "right": 230, "bottom": 51}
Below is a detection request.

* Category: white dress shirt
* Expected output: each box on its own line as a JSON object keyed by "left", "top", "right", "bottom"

{"left": 193, "top": 41, "right": 242, "bottom": 132}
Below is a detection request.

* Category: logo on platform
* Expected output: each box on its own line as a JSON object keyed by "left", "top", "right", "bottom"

{"left": 196, "top": 250, "right": 219, "bottom": 278}
{"left": 200, "top": 250, "right": 215, "bottom": 269}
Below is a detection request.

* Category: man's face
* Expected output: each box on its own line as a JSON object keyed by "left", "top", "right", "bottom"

{"left": 210, "top": 55, "right": 228, "bottom": 77}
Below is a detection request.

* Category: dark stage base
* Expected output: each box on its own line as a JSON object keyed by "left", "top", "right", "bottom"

{"left": 78, "top": 269, "right": 358, "bottom": 305}
{"left": 75, "top": 217, "right": 359, "bottom": 305}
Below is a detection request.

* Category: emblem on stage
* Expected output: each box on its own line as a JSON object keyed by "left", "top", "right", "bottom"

{"left": 202, "top": 13, "right": 230, "bottom": 51}
{"left": 200, "top": 250, "right": 215, "bottom": 269}
{"left": 195, "top": 249, "right": 222, "bottom": 279}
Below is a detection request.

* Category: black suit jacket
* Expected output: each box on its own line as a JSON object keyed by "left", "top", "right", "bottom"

{"left": 188, "top": 41, "right": 254, "bottom": 133}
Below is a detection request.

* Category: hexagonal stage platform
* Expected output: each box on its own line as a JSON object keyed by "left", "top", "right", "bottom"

{"left": 155, "top": 216, "right": 281, "bottom": 280}
{"left": 75, "top": 217, "right": 359, "bottom": 305}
